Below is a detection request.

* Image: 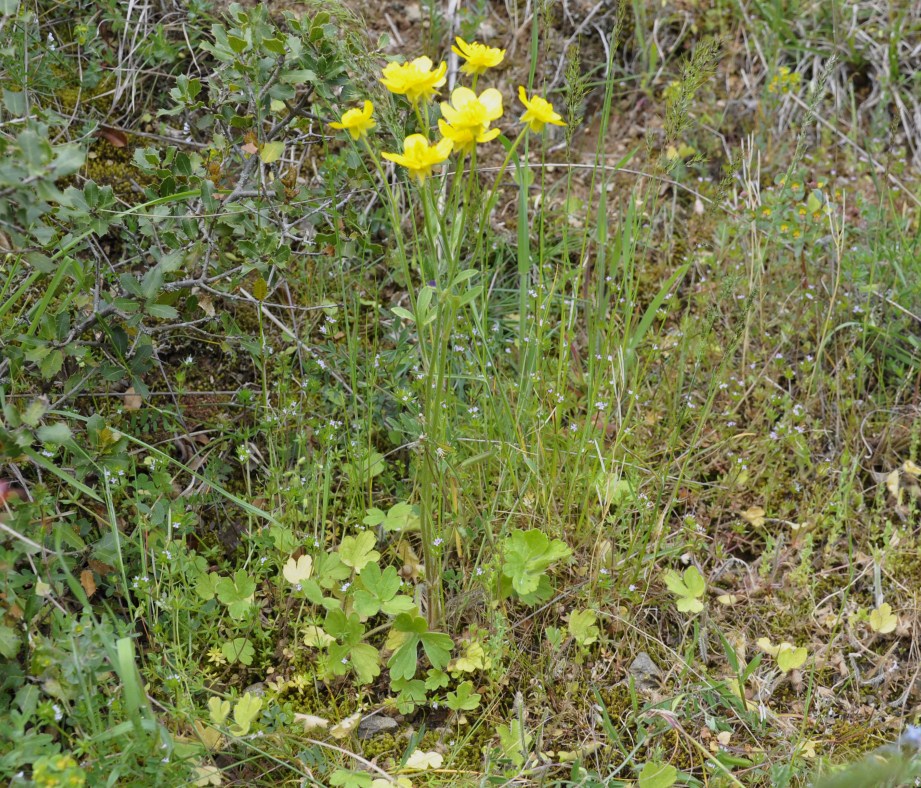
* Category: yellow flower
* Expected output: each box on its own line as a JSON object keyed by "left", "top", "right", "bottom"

{"left": 451, "top": 37, "right": 505, "bottom": 75}
{"left": 437, "top": 86, "right": 503, "bottom": 155}
{"left": 381, "top": 56, "right": 448, "bottom": 105}
{"left": 329, "top": 100, "right": 376, "bottom": 140}
{"left": 518, "top": 86, "right": 566, "bottom": 133}
{"left": 382, "top": 134, "right": 453, "bottom": 184}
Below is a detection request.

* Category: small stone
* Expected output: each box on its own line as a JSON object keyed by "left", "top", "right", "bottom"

{"left": 357, "top": 714, "right": 399, "bottom": 740}
{"left": 242, "top": 682, "right": 267, "bottom": 697}
{"left": 627, "top": 652, "right": 662, "bottom": 690}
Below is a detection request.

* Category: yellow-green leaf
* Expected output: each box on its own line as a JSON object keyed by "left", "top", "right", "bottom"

{"left": 869, "top": 603, "right": 898, "bottom": 634}
{"left": 259, "top": 141, "right": 285, "bottom": 163}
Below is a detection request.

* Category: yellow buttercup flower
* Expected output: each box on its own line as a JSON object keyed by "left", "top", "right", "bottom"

{"left": 381, "top": 57, "right": 448, "bottom": 105}
{"left": 451, "top": 37, "right": 505, "bottom": 75}
{"left": 382, "top": 134, "right": 453, "bottom": 184}
{"left": 329, "top": 100, "right": 376, "bottom": 140}
{"left": 518, "top": 86, "right": 566, "bottom": 133}
{"left": 437, "top": 86, "right": 503, "bottom": 155}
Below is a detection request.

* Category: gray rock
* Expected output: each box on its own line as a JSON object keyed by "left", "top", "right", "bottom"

{"left": 358, "top": 714, "right": 399, "bottom": 740}
{"left": 628, "top": 652, "right": 662, "bottom": 690}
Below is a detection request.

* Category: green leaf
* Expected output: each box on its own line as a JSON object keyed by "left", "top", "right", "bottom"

{"left": 338, "top": 531, "right": 380, "bottom": 572}
{"left": 663, "top": 566, "right": 706, "bottom": 614}
{"left": 208, "top": 696, "right": 231, "bottom": 726}
{"left": 222, "top": 637, "right": 255, "bottom": 666}
{"left": 497, "top": 719, "right": 532, "bottom": 767}
{"left": 567, "top": 609, "right": 599, "bottom": 646}
{"left": 0, "top": 624, "right": 20, "bottom": 658}
{"left": 259, "top": 141, "right": 285, "bottom": 164}
{"left": 349, "top": 643, "right": 381, "bottom": 684}
{"left": 230, "top": 693, "right": 262, "bottom": 736}
{"left": 501, "top": 528, "right": 571, "bottom": 598}
{"left": 388, "top": 613, "right": 452, "bottom": 682}
{"left": 638, "top": 762, "right": 678, "bottom": 788}
{"left": 391, "top": 306, "right": 415, "bottom": 323}
{"left": 419, "top": 631, "right": 453, "bottom": 670}
{"left": 195, "top": 571, "right": 220, "bottom": 601}
{"left": 776, "top": 644, "right": 808, "bottom": 673}
{"left": 446, "top": 680, "right": 481, "bottom": 711}
{"left": 353, "top": 563, "right": 413, "bottom": 618}
{"left": 215, "top": 570, "right": 256, "bottom": 619}
{"left": 36, "top": 422, "right": 71, "bottom": 444}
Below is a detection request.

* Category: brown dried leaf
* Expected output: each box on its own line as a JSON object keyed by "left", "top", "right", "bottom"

{"left": 198, "top": 294, "right": 215, "bottom": 317}
{"left": 80, "top": 569, "right": 97, "bottom": 598}
{"left": 124, "top": 387, "right": 142, "bottom": 411}
{"left": 96, "top": 126, "right": 128, "bottom": 148}
{"left": 88, "top": 558, "right": 116, "bottom": 575}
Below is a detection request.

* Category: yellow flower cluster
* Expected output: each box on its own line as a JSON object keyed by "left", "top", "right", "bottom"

{"left": 328, "top": 38, "right": 567, "bottom": 184}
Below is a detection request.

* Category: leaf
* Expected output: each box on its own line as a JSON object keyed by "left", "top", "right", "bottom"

{"left": 283, "top": 554, "right": 313, "bottom": 585}
{"left": 338, "top": 531, "right": 380, "bottom": 571}
{"left": 193, "top": 720, "right": 223, "bottom": 751}
{"left": 329, "top": 710, "right": 361, "bottom": 739}
{"left": 123, "top": 387, "right": 142, "bottom": 411}
{"left": 259, "top": 141, "right": 285, "bottom": 163}
{"left": 208, "top": 696, "right": 231, "bottom": 726}
{"left": 664, "top": 566, "right": 706, "bottom": 614}
{"left": 293, "top": 713, "right": 329, "bottom": 731}
{"left": 776, "top": 644, "right": 807, "bottom": 673}
{"left": 741, "top": 506, "right": 766, "bottom": 527}
{"left": 869, "top": 603, "right": 898, "bottom": 634}
{"left": 222, "top": 637, "right": 255, "bottom": 666}
{"left": 348, "top": 642, "right": 382, "bottom": 684}
{"left": 0, "top": 624, "right": 19, "bottom": 658}
{"left": 502, "top": 528, "right": 572, "bottom": 597}
{"left": 446, "top": 680, "right": 481, "bottom": 711}
{"left": 392, "top": 306, "right": 415, "bottom": 323}
{"left": 353, "top": 563, "right": 412, "bottom": 618}
{"left": 497, "top": 719, "right": 532, "bottom": 767}
{"left": 304, "top": 625, "right": 335, "bottom": 648}
{"left": 638, "top": 761, "right": 678, "bottom": 788}
{"left": 404, "top": 750, "right": 443, "bottom": 770}
{"left": 449, "top": 641, "right": 488, "bottom": 674}
{"left": 95, "top": 126, "right": 128, "bottom": 148}
{"left": 388, "top": 613, "right": 452, "bottom": 681}
{"left": 230, "top": 693, "right": 262, "bottom": 736}
{"left": 215, "top": 570, "right": 256, "bottom": 619}
{"left": 567, "top": 609, "right": 599, "bottom": 646}
{"left": 79, "top": 569, "right": 97, "bottom": 598}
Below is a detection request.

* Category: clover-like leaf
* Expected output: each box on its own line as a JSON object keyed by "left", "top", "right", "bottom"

{"left": 869, "top": 603, "right": 898, "bottom": 634}
{"left": 363, "top": 501, "right": 420, "bottom": 532}
{"left": 353, "top": 563, "right": 414, "bottom": 618}
{"left": 663, "top": 566, "right": 706, "bottom": 614}
{"left": 388, "top": 613, "right": 453, "bottom": 682}
{"left": 501, "top": 528, "right": 571, "bottom": 599}
{"left": 222, "top": 637, "right": 255, "bottom": 666}
{"left": 404, "top": 750, "right": 444, "bottom": 770}
{"left": 229, "top": 692, "right": 262, "bottom": 736}
{"left": 568, "top": 609, "right": 600, "bottom": 646}
{"left": 338, "top": 531, "right": 380, "bottom": 572}
{"left": 776, "top": 643, "right": 808, "bottom": 673}
{"left": 208, "top": 696, "right": 231, "bottom": 726}
{"left": 283, "top": 554, "right": 313, "bottom": 585}
{"left": 215, "top": 570, "right": 256, "bottom": 619}
{"left": 446, "top": 680, "right": 481, "bottom": 711}
{"left": 759, "top": 638, "right": 808, "bottom": 672}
